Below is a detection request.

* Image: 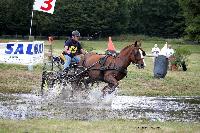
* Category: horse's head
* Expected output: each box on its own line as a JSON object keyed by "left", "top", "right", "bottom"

{"left": 130, "top": 41, "right": 146, "bottom": 69}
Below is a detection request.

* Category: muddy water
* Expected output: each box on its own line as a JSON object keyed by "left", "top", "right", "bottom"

{"left": 0, "top": 91, "right": 199, "bottom": 122}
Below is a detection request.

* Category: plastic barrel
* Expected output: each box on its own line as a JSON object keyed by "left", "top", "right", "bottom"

{"left": 154, "top": 55, "right": 169, "bottom": 78}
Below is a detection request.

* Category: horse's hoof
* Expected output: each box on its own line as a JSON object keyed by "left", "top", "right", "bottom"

{"left": 101, "top": 92, "right": 107, "bottom": 99}
{"left": 108, "top": 89, "right": 115, "bottom": 94}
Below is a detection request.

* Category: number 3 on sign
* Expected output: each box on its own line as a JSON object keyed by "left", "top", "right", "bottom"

{"left": 40, "top": 0, "right": 53, "bottom": 11}
{"left": 33, "top": 0, "right": 56, "bottom": 14}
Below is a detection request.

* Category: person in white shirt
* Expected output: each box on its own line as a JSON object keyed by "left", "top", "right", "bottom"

{"left": 160, "top": 42, "right": 168, "bottom": 56}
{"left": 166, "top": 44, "right": 175, "bottom": 58}
{"left": 152, "top": 44, "right": 160, "bottom": 57}
{"left": 152, "top": 44, "right": 160, "bottom": 63}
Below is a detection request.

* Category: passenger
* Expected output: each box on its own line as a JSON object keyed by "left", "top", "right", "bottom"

{"left": 105, "top": 36, "right": 117, "bottom": 56}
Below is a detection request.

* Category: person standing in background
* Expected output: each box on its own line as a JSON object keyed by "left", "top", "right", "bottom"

{"left": 160, "top": 42, "right": 168, "bottom": 56}
{"left": 166, "top": 44, "right": 175, "bottom": 70}
{"left": 151, "top": 44, "right": 160, "bottom": 63}
{"left": 166, "top": 44, "right": 175, "bottom": 58}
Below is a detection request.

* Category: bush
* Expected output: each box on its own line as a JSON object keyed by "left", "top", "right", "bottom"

{"left": 170, "top": 46, "right": 191, "bottom": 71}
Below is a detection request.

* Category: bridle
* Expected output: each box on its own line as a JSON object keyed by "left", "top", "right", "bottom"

{"left": 132, "top": 47, "right": 145, "bottom": 68}
{"left": 132, "top": 47, "right": 142, "bottom": 63}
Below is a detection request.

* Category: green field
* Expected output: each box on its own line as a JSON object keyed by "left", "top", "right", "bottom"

{"left": 0, "top": 119, "right": 200, "bottom": 133}
{"left": 0, "top": 39, "right": 200, "bottom": 96}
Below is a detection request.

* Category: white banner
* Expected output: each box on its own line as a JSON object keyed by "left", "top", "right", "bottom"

{"left": 0, "top": 41, "right": 44, "bottom": 65}
{"left": 33, "top": 0, "right": 57, "bottom": 14}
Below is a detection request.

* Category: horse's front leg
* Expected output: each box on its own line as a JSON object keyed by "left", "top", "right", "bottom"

{"left": 102, "top": 75, "right": 119, "bottom": 96}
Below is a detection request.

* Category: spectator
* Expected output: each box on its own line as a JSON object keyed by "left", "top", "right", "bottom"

{"left": 166, "top": 44, "right": 175, "bottom": 58}
{"left": 160, "top": 42, "right": 168, "bottom": 56}
{"left": 152, "top": 44, "right": 160, "bottom": 63}
{"left": 166, "top": 44, "right": 175, "bottom": 70}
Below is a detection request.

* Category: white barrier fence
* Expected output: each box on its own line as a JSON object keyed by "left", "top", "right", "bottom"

{"left": 0, "top": 41, "right": 44, "bottom": 65}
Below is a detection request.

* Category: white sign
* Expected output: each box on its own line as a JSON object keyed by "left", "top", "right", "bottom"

{"left": 0, "top": 41, "right": 44, "bottom": 65}
{"left": 33, "top": 0, "right": 57, "bottom": 14}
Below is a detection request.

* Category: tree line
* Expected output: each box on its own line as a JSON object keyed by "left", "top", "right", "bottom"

{"left": 0, "top": 0, "right": 199, "bottom": 41}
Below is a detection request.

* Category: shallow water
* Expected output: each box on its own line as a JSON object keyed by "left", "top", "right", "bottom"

{"left": 0, "top": 90, "right": 199, "bottom": 122}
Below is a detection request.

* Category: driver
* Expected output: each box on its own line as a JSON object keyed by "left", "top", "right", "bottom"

{"left": 63, "top": 30, "right": 86, "bottom": 72}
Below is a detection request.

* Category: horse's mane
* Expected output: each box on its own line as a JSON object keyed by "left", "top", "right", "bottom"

{"left": 120, "top": 44, "right": 132, "bottom": 53}
{"left": 120, "top": 41, "right": 141, "bottom": 53}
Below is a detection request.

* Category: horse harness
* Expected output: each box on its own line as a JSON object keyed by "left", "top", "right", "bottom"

{"left": 89, "top": 55, "right": 127, "bottom": 76}
{"left": 73, "top": 47, "right": 145, "bottom": 80}
{"left": 64, "top": 53, "right": 129, "bottom": 82}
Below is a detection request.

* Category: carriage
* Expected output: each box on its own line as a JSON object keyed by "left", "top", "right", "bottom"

{"left": 41, "top": 41, "right": 145, "bottom": 97}
{"left": 41, "top": 55, "right": 89, "bottom": 95}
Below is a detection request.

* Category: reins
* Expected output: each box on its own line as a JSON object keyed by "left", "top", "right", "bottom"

{"left": 67, "top": 58, "right": 101, "bottom": 81}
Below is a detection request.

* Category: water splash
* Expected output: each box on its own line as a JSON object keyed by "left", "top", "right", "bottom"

{"left": 0, "top": 88, "right": 199, "bottom": 122}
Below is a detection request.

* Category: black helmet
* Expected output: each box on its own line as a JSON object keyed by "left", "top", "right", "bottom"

{"left": 72, "top": 30, "right": 80, "bottom": 37}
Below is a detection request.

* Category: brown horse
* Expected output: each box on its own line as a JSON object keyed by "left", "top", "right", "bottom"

{"left": 79, "top": 41, "right": 145, "bottom": 96}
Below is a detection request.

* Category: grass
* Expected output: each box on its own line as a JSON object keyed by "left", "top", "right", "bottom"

{"left": 0, "top": 119, "right": 200, "bottom": 133}
{"left": 0, "top": 39, "right": 200, "bottom": 95}
{"left": 0, "top": 64, "right": 42, "bottom": 93}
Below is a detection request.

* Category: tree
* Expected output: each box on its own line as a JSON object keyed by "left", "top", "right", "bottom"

{"left": 0, "top": 0, "right": 13, "bottom": 35}
{"left": 179, "top": 0, "right": 200, "bottom": 42}
{"left": 33, "top": 0, "right": 130, "bottom": 36}
{"left": 128, "top": 0, "right": 185, "bottom": 38}
{"left": 0, "top": 0, "right": 189, "bottom": 38}
{"left": 0, "top": 0, "right": 33, "bottom": 36}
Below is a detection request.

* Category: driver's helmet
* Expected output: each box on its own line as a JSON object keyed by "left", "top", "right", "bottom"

{"left": 72, "top": 30, "right": 80, "bottom": 37}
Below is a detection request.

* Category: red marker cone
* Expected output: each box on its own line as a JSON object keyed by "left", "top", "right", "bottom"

{"left": 107, "top": 36, "right": 116, "bottom": 51}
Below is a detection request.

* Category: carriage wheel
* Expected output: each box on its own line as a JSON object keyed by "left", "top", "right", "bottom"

{"left": 41, "top": 71, "right": 52, "bottom": 95}
{"left": 76, "top": 77, "right": 90, "bottom": 90}
{"left": 71, "top": 66, "right": 89, "bottom": 90}
{"left": 41, "top": 71, "right": 46, "bottom": 95}
{"left": 41, "top": 71, "right": 62, "bottom": 96}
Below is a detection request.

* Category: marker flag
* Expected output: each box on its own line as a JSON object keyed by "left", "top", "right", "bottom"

{"left": 33, "top": 0, "right": 57, "bottom": 14}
